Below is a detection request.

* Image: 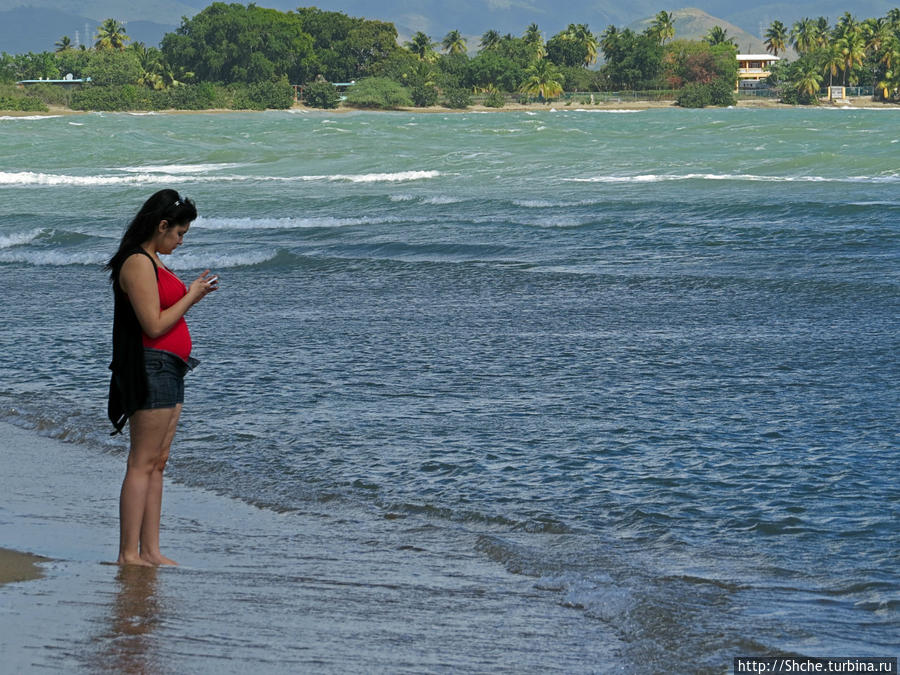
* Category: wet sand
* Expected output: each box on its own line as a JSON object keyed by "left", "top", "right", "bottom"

{"left": 0, "top": 419, "right": 621, "bottom": 672}
{"left": 0, "top": 547, "right": 46, "bottom": 585}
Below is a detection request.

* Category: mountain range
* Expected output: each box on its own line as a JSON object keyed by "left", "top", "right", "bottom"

{"left": 1, "top": 0, "right": 895, "bottom": 54}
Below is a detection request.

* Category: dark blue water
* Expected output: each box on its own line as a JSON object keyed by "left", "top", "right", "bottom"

{"left": 1, "top": 109, "right": 897, "bottom": 669}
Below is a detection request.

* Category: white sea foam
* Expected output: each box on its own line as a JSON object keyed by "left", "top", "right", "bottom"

{"left": 120, "top": 163, "right": 244, "bottom": 174}
{"left": 160, "top": 249, "right": 278, "bottom": 269}
{"left": 389, "top": 193, "right": 460, "bottom": 205}
{"left": 0, "top": 249, "right": 103, "bottom": 266}
{"left": 572, "top": 109, "right": 642, "bottom": 114}
{"left": 0, "top": 171, "right": 199, "bottom": 186}
{"left": 513, "top": 199, "right": 560, "bottom": 208}
{"left": 300, "top": 170, "right": 440, "bottom": 183}
{"left": 232, "top": 170, "right": 441, "bottom": 183}
{"left": 420, "top": 195, "right": 462, "bottom": 205}
{"left": 819, "top": 106, "right": 900, "bottom": 112}
{"left": 566, "top": 173, "right": 900, "bottom": 184}
{"left": 193, "top": 216, "right": 403, "bottom": 230}
{"left": 0, "top": 229, "right": 44, "bottom": 249}
{"left": 522, "top": 217, "right": 593, "bottom": 229}
{"left": 0, "top": 169, "right": 441, "bottom": 187}
{"left": 0, "top": 115, "right": 63, "bottom": 121}
{"left": 0, "top": 241, "right": 277, "bottom": 268}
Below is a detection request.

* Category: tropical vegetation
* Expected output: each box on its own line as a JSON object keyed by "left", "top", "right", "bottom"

{"left": 1, "top": 3, "right": 898, "bottom": 112}
{"left": 767, "top": 9, "right": 900, "bottom": 102}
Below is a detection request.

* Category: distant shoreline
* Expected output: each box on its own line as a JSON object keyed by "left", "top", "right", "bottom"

{"left": 2, "top": 97, "right": 896, "bottom": 117}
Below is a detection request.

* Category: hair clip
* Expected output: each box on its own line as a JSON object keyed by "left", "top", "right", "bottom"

{"left": 173, "top": 200, "right": 181, "bottom": 207}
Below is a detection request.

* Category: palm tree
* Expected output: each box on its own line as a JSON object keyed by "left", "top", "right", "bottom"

{"left": 55, "top": 35, "right": 72, "bottom": 52}
{"left": 790, "top": 18, "right": 817, "bottom": 55}
{"left": 130, "top": 42, "right": 176, "bottom": 90}
{"left": 815, "top": 17, "right": 831, "bottom": 48}
{"left": 94, "top": 18, "right": 129, "bottom": 51}
{"left": 599, "top": 25, "right": 620, "bottom": 60}
{"left": 649, "top": 11, "right": 675, "bottom": 45}
{"left": 764, "top": 20, "right": 788, "bottom": 56}
{"left": 833, "top": 12, "right": 859, "bottom": 41}
{"left": 888, "top": 8, "right": 900, "bottom": 28}
{"left": 523, "top": 23, "right": 542, "bottom": 46}
{"left": 523, "top": 23, "right": 546, "bottom": 58}
{"left": 480, "top": 29, "right": 501, "bottom": 52}
{"left": 862, "top": 18, "right": 892, "bottom": 89}
{"left": 837, "top": 31, "right": 866, "bottom": 85}
{"left": 822, "top": 44, "right": 844, "bottom": 86}
{"left": 406, "top": 31, "right": 437, "bottom": 61}
{"left": 797, "top": 65, "right": 823, "bottom": 100}
{"left": 877, "top": 68, "right": 899, "bottom": 99}
{"left": 519, "top": 58, "right": 564, "bottom": 100}
{"left": 862, "top": 18, "right": 886, "bottom": 52}
{"left": 442, "top": 30, "right": 467, "bottom": 56}
{"left": 880, "top": 33, "right": 900, "bottom": 71}
{"left": 705, "top": 26, "right": 736, "bottom": 47}
{"left": 566, "top": 23, "right": 599, "bottom": 66}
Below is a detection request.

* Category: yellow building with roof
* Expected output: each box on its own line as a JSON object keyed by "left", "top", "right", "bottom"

{"left": 736, "top": 54, "right": 780, "bottom": 90}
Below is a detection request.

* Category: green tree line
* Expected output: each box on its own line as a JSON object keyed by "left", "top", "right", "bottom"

{"left": 763, "top": 10, "right": 900, "bottom": 102}
{"left": 1, "top": 3, "right": 898, "bottom": 111}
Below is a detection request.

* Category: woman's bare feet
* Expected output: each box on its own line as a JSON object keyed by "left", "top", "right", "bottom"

{"left": 117, "top": 555, "right": 154, "bottom": 567}
{"left": 140, "top": 552, "right": 178, "bottom": 566}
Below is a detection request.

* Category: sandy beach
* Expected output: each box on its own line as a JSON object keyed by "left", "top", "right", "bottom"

{"left": 0, "top": 418, "right": 622, "bottom": 672}
{"left": 0, "top": 547, "right": 46, "bottom": 585}
{"left": 0, "top": 95, "right": 892, "bottom": 118}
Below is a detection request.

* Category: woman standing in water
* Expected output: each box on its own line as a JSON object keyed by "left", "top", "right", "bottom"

{"left": 106, "top": 189, "right": 218, "bottom": 566}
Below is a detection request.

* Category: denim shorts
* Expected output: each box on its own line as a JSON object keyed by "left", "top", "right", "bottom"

{"left": 140, "top": 348, "right": 198, "bottom": 410}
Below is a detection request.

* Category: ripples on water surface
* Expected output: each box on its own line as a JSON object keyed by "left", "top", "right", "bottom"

{"left": 1, "top": 108, "right": 897, "bottom": 670}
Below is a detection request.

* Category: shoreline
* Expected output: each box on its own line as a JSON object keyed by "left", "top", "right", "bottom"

{"left": 0, "top": 418, "right": 625, "bottom": 671}
{"left": 0, "top": 547, "right": 47, "bottom": 586}
{"left": 1, "top": 96, "right": 896, "bottom": 117}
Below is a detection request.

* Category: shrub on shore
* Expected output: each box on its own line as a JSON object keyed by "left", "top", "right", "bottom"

{"left": 343, "top": 77, "right": 412, "bottom": 109}
{"left": 442, "top": 87, "right": 472, "bottom": 109}
{"left": 68, "top": 81, "right": 292, "bottom": 112}
{"left": 0, "top": 93, "right": 49, "bottom": 111}
{"left": 676, "top": 79, "right": 736, "bottom": 108}
{"left": 17, "top": 83, "right": 72, "bottom": 106}
{"left": 230, "top": 79, "right": 294, "bottom": 110}
{"left": 483, "top": 90, "right": 506, "bottom": 108}
{"left": 303, "top": 81, "right": 341, "bottom": 109}
{"left": 70, "top": 84, "right": 153, "bottom": 111}
{"left": 167, "top": 82, "right": 224, "bottom": 110}
{"left": 410, "top": 83, "right": 439, "bottom": 107}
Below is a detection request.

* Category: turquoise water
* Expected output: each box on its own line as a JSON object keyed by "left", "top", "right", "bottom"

{"left": 1, "top": 107, "right": 898, "bottom": 671}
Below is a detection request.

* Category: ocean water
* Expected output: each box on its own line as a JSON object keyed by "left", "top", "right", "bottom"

{"left": 0, "top": 107, "right": 898, "bottom": 671}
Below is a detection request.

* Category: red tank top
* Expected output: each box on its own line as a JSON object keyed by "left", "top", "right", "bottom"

{"left": 142, "top": 266, "right": 192, "bottom": 361}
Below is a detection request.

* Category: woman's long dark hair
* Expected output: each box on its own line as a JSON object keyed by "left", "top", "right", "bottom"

{"left": 106, "top": 189, "right": 197, "bottom": 283}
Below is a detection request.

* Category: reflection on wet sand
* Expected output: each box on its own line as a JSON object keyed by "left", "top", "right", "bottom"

{"left": 90, "top": 565, "right": 163, "bottom": 672}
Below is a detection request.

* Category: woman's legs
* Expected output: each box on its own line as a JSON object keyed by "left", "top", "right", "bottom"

{"left": 118, "top": 404, "right": 182, "bottom": 566}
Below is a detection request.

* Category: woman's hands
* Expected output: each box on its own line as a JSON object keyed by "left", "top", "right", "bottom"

{"left": 188, "top": 269, "right": 219, "bottom": 305}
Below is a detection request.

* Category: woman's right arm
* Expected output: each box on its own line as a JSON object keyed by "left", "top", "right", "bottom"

{"left": 119, "top": 253, "right": 211, "bottom": 339}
